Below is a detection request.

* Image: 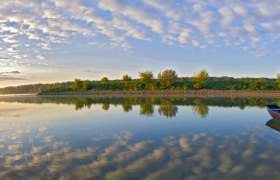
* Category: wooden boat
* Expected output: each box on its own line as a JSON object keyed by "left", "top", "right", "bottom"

{"left": 267, "top": 105, "right": 280, "bottom": 120}
{"left": 266, "top": 119, "right": 280, "bottom": 132}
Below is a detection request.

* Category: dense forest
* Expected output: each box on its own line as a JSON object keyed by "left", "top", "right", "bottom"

{"left": 0, "top": 69, "right": 279, "bottom": 94}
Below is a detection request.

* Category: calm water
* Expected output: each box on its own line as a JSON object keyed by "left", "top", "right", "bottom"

{"left": 0, "top": 96, "right": 280, "bottom": 179}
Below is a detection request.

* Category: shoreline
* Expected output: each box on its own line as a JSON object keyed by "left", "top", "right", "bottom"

{"left": 36, "top": 90, "right": 280, "bottom": 98}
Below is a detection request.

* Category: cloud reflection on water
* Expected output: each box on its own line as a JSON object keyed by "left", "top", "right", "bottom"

{"left": 0, "top": 123, "right": 279, "bottom": 179}
{"left": 0, "top": 97, "right": 278, "bottom": 179}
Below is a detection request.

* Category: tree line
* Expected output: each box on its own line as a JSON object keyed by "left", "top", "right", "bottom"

{"left": 65, "top": 69, "right": 279, "bottom": 92}
{"left": 69, "top": 69, "right": 210, "bottom": 91}
{"left": 0, "top": 69, "right": 280, "bottom": 94}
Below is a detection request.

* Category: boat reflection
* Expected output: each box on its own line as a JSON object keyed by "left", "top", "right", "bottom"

{"left": 266, "top": 105, "right": 280, "bottom": 120}
{"left": 266, "top": 119, "right": 280, "bottom": 132}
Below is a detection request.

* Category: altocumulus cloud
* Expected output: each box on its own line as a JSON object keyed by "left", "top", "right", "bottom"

{"left": 1, "top": 0, "right": 280, "bottom": 66}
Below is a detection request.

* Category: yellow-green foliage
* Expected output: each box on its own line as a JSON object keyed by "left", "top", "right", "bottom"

{"left": 122, "top": 74, "right": 132, "bottom": 82}
{"left": 101, "top": 77, "right": 109, "bottom": 83}
{"left": 158, "top": 69, "right": 178, "bottom": 89}
{"left": 72, "top": 79, "right": 83, "bottom": 90}
{"left": 191, "top": 69, "right": 209, "bottom": 90}
{"left": 139, "top": 70, "right": 154, "bottom": 90}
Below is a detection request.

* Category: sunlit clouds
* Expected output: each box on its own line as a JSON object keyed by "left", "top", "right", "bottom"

{"left": 1, "top": 0, "right": 280, "bottom": 67}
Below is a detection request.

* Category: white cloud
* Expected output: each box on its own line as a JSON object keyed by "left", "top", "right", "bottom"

{"left": 143, "top": 0, "right": 181, "bottom": 21}
{"left": 98, "top": 0, "right": 164, "bottom": 34}
{"left": 0, "top": 0, "right": 280, "bottom": 67}
{"left": 232, "top": 4, "right": 247, "bottom": 17}
{"left": 219, "top": 7, "right": 234, "bottom": 28}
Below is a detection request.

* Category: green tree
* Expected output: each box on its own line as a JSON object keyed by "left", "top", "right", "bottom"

{"left": 139, "top": 70, "right": 154, "bottom": 89}
{"left": 101, "top": 77, "right": 109, "bottom": 83}
{"left": 249, "top": 78, "right": 268, "bottom": 90}
{"left": 122, "top": 74, "right": 132, "bottom": 82}
{"left": 277, "top": 74, "right": 280, "bottom": 89}
{"left": 158, "top": 69, "right": 178, "bottom": 89}
{"left": 82, "top": 80, "right": 91, "bottom": 90}
{"left": 72, "top": 79, "right": 83, "bottom": 90}
{"left": 192, "top": 69, "right": 209, "bottom": 90}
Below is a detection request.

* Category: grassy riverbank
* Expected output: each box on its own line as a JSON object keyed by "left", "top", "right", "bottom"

{"left": 38, "top": 90, "right": 280, "bottom": 98}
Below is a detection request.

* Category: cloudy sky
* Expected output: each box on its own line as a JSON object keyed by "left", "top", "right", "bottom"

{"left": 1, "top": 0, "right": 280, "bottom": 87}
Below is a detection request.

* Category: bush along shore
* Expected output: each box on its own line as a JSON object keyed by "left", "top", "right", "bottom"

{"left": 37, "top": 90, "right": 280, "bottom": 98}
{"left": 2, "top": 69, "right": 280, "bottom": 97}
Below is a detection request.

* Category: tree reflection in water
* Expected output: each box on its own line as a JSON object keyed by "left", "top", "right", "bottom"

{"left": 122, "top": 103, "right": 133, "bottom": 112}
{"left": 102, "top": 103, "right": 110, "bottom": 111}
{"left": 0, "top": 96, "right": 276, "bottom": 118}
{"left": 140, "top": 100, "right": 154, "bottom": 116}
{"left": 191, "top": 99, "right": 209, "bottom": 118}
{"left": 74, "top": 97, "right": 93, "bottom": 110}
{"left": 158, "top": 100, "right": 178, "bottom": 118}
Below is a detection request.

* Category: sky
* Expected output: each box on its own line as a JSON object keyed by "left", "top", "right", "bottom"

{"left": 1, "top": 0, "right": 280, "bottom": 87}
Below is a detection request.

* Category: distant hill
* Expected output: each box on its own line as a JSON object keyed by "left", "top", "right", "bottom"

{"left": 0, "top": 81, "right": 72, "bottom": 94}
